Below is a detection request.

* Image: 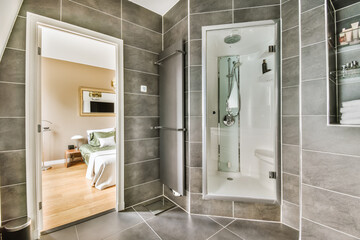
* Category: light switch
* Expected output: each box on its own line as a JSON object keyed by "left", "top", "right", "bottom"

{"left": 140, "top": 85, "right": 147, "bottom": 93}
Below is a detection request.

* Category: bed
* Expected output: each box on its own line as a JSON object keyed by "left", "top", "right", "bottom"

{"left": 79, "top": 128, "right": 116, "bottom": 190}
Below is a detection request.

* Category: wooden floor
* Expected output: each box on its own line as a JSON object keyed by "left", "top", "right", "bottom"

{"left": 42, "top": 162, "right": 115, "bottom": 231}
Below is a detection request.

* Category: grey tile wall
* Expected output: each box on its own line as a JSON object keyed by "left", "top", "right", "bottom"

{"left": 0, "top": 0, "right": 163, "bottom": 222}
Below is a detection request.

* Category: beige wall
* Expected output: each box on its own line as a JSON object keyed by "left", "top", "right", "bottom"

{"left": 41, "top": 57, "right": 115, "bottom": 161}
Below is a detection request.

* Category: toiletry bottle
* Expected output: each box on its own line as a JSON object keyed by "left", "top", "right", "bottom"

{"left": 345, "top": 28, "right": 353, "bottom": 43}
{"left": 262, "top": 59, "right": 268, "bottom": 74}
{"left": 351, "top": 22, "right": 359, "bottom": 44}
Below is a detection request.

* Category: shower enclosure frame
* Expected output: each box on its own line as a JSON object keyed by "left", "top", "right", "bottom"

{"left": 201, "top": 20, "right": 281, "bottom": 203}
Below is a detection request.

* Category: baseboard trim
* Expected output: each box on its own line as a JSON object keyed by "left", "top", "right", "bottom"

{"left": 43, "top": 159, "right": 65, "bottom": 166}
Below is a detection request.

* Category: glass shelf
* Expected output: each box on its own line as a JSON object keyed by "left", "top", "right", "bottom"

{"left": 330, "top": 68, "right": 360, "bottom": 84}
{"left": 338, "top": 27, "right": 360, "bottom": 48}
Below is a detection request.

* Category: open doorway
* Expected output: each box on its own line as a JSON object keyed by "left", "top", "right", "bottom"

{"left": 26, "top": 13, "right": 124, "bottom": 239}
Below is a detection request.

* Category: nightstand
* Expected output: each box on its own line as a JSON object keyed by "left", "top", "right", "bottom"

{"left": 64, "top": 149, "right": 81, "bottom": 168}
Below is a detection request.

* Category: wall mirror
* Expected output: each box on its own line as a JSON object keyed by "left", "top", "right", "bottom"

{"left": 80, "top": 87, "right": 116, "bottom": 116}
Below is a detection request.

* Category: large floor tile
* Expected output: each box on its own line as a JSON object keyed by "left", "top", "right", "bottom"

{"left": 41, "top": 226, "right": 78, "bottom": 240}
{"left": 227, "top": 220, "right": 299, "bottom": 240}
{"left": 76, "top": 209, "right": 143, "bottom": 240}
{"left": 209, "top": 229, "right": 243, "bottom": 240}
{"left": 104, "top": 222, "right": 159, "bottom": 240}
{"left": 147, "top": 207, "right": 222, "bottom": 240}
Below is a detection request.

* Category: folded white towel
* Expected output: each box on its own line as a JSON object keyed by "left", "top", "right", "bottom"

{"left": 340, "top": 119, "right": 360, "bottom": 125}
{"left": 341, "top": 112, "right": 360, "bottom": 120}
{"left": 342, "top": 99, "right": 360, "bottom": 107}
{"left": 340, "top": 106, "right": 360, "bottom": 113}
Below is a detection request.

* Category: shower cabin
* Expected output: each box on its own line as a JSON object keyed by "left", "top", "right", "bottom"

{"left": 202, "top": 20, "right": 280, "bottom": 203}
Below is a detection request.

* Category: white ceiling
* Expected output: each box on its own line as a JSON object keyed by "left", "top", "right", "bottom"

{"left": 129, "top": 0, "right": 180, "bottom": 16}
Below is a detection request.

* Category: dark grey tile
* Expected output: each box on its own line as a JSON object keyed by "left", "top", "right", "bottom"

{"left": 234, "top": 0, "right": 279, "bottom": 8}
{"left": 1, "top": 184, "right": 27, "bottom": 221}
{"left": 301, "top": 0, "right": 324, "bottom": 12}
{"left": 189, "top": 142, "right": 202, "bottom": 167}
{"left": 124, "top": 46, "right": 159, "bottom": 74}
{"left": 282, "top": 27, "right": 299, "bottom": 59}
{"left": 303, "top": 150, "right": 360, "bottom": 197}
{"left": 190, "top": 66, "right": 202, "bottom": 91}
{"left": 209, "top": 229, "right": 242, "bottom": 240}
{"left": 7, "top": 17, "right": 26, "bottom": 50}
{"left": 189, "top": 167, "right": 202, "bottom": 193}
{"left": 0, "top": 49, "right": 25, "bottom": 84}
{"left": 19, "top": 0, "right": 60, "bottom": 19}
{"left": 124, "top": 70, "right": 159, "bottom": 95}
{"left": 332, "top": 0, "right": 359, "bottom": 10}
{"left": 189, "top": 117, "right": 202, "bottom": 142}
{"left": 336, "top": 2, "right": 360, "bottom": 21}
{"left": 148, "top": 207, "right": 223, "bottom": 239}
{"left": 302, "top": 184, "right": 360, "bottom": 237}
{"left": 339, "top": 82, "right": 360, "bottom": 103}
{"left": 191, "top": 194, "right": 233, "bottom": 217}
{"left": 62, "top": 0, "right": 121, "bottom": 39}
{"left": 209, "top": 216, "right": 234, "bottom": 227}
{"left": 302, "top": 79, "right": 327, "bottom": 115}
{"left": 163, "top": 0, "right": 188, "bottom": 32}
{"left": 124, "top": 160, "right": 159, "bottom": 188}
{"left": 190, "top": 40, "right": 202, "bottom": 66}
{"left": 234, "top": 6, "right": 280, "bottom": 23}
{"left": 122, "top": 0, "right": 162, "bottom": 33}
{"left": 328, "top": 80, "right": 337, "bottom": 117}
{"left": 124, "top": 138, "right": 159, "bottom": 164}
{"left": 233, "top": 202, "right": 280, "bottom": 221}
{"left": 190, "top": 0, "right": 232, "bottom": 13}
{"left": 124, "top": 94, "right": 159, "bottom": 116}
{"left": 71, "top": 0, "right": 121, "bottom": 18}
{"left": 301, "top": 6, "right": 325, "bottom": 46}
{"left": 124, "top": 117, "right": 159, "bottom": 140}
{"left": 282, "top": 86, "right": 299, "bottom": 116}
{"left": 282, "top": 201, "right": 299, "bottom": 230}
{"left": 105, "top": 222, "right": 159, "bottom": 240}
{"left": 0, "top": 83, "right": 25, "bottom": 117}
{"left": 301, "top": 42, "right": 326, "bottom": 81}
{"left": 190, "top": 92, "right": 202, "bottom": 116}
{"left": 282, "top": 144, "right": 299, "bottom": 175}
{"left": 185, "top": 166, "right": 190, "bottom": 191}
{"left": 76, "top": 209, "right": 142, "bottom": 240}
{"left": 0, "top": 150, "right": 26, "bottom": 186}
{"left": 41, "top": 226, "right": 78, "bottom": 240}
{"left": 283, "top": 173, "right": 299, "bottom": 204}
{"left": 282, "top": 56, "right": 299, "bottom": 87}
{"left": 0, "top": 118, "right": 25, "bottom": 151}
{"left": 190, "top": 11, "right": 232, "bottom": 40}
{"left": 302, "top": 218, "right": 358, "bottom": 240}
{"left": 164, "top": 186, "right": 190, "bottom": 212}
{"left": 122, "top": 21, "right": 162, "bottom": 53}
{"left": 282, "top": 116, "right": 299, "bottom": 145}
{"left": 227, "top": 220, "right": 298, "bottom": 240}
{"left": 124, "top": 180, "right": 162, "bottom": 207}
{"left": 164, "top": 17, "right": 188, "bottom": 49}
{"left": 282, "top": 0, "right": 299, "bottom": 30}
{"left": 302, "top": 116, "right": 360, "bottom": 155}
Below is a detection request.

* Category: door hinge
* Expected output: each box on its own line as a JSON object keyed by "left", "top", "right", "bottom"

{"left": 269, "top": 171, "right": 276, "bottom": 179}
{"left": 39, "top": 202, "right": 42, "bottom": 210}
{"left": 37, "top": 124, "right": 41, "bottom": 133}
{"left": 38, "top": 47, "right": 42, "bottom": 55}
{"left": 269, "top": 45, "right": 276, "bottom": 52}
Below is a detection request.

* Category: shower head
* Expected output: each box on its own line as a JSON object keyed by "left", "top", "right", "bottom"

{"left": 233, "top": 61, "right": 241, "bottom": 68}
{"left": 224, "top": 33, "right": 241, "bottom": 44}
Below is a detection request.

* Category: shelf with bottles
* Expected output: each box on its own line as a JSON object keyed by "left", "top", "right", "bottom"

{"left": 330, "top": 66, "right": 360, "bottom": 84}
{"left": 338, "top": 25, "right": 360, "bottom": 48}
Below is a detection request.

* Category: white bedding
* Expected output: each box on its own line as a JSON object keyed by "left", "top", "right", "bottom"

{"left": 86, "top": 149, "right": 116, "bottom": 190}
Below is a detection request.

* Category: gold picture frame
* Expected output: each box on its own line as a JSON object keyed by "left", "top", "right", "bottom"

{"left": 80, "top": 87, "right": 116, "bottom": 117}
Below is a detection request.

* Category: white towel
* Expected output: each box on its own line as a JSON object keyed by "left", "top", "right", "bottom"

{"left": 342, "top": 99, "right": 360, "bottom": 107}
{"left": 341, "top": 112, "right": 360, "bottom": 120}
{"left": 340, "top": 119, "right": 360, "bottom": 125}
{"left": 227, "top": 84, "right": 239, "bottom": 109}
{"left": 340, "top": 106, "right": 360, "bottom": 113}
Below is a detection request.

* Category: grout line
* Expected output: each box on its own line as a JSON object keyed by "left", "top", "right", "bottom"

{"left": 301, "top": 4, "right": 324, "bottom": 15}
{"left": 75, "top": 225, "right": 80, "bottom": 240}
{"left": 124, "top": 137, "right": 160, "bottom": 142}
{"left": 335, "top": 13, "right": 360, "bottom": 23}
{"left": 102, "top": 219, "right": 145, "bottom": 240}
{"left": 187, "top": 0, "right": 191, "bottom": 214}
{"left": 124, "top": 68, "right": 159, "bottom": 76}
{"left": 190, "top": 9, "right": 233, "bottom": 16}
{"left": 5, "top": 46, "right": 26, "bottom": 52}
{"left": 124, "top": 158, "right": 159, "bottom": 166}
{"left": 302, "top": 183, "right": 360, "bottom": 200}
{"left": 132, "top": 207, "right": 163, "bottom": 240}
{"left": 123, "top": 44, "right": 160, "bottom": 55}
{"left": 282, "top": 55, "right": 299, "bottom": 61}
{"left": 281, "top": 221, "right": 299, "bottom": 231}
{"left": 125, "top": 195, "right": 163, "bottom": 210}
{"left": 283, "top": 200, "right": 300, "bottom": 207}
{"left": 281, "top": 0, "right": 291, "bottom": 5}
{"left": 163, "top": 15, "right": 188, "bottom": 35}
{"left": 162, "top": 195, "right": 189, "bottom": 214}
{"left": 206, "top": 225, "right": 225, "bottom": 240}
{"left": 301, "top": 77, "right": 326, "bottom": 82}
{"left": 233, "top": 4, "right": 280, "bottom": 11}
{"left": 122, "top": 19, "right": 162, "bottom": 35}
{"left": 68, "top": 0, "right": 122, "bottom": 20}
{"left": 0, "top": 116, "right": 25, "bottom": 119}
{"left": 302, "top": 148, "right": 360, "bottom": 159}
{"left": 282, "top": 143, "right": 299, "bottom": 147}
{"left": 302, "top": 217, "right": 360, "bottom": 240}
{"left": 298, "top": 0, "right": 303, "bottom": 237}
{"left": 124, "top": 179, "right": 160, "bottom": 190}
{"left": 283, "top": 171, "right": 300, "bottom": 177}
{"left": 282, "top": 25, "right": 299, "bottom": 33}
{"left": 0, "top": 149, "right": 26, "bottom": 153}
{"left": 301, "top": 40, "right": 326, "bottom": 49}
{"left": 282, "top": 85, "right": 299, "bottom": 89}
{"left": 0, "top": 182, "right": 26, "bottom": 189}
{"left": 0, "top": 81, "right": 25, "bottom": 85}
{"left": 226, "top": 227, "right": 247, "bottom": 240}
{"left": 124, "top": 91, "right": 159, "bottom": 97}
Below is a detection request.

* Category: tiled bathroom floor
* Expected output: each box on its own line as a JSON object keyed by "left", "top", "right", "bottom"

{"left": 41, "top": 197, "right": 299, "bottom": 240}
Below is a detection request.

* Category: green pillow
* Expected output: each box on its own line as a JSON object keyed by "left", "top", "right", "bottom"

{"left": 89, "top": 131, "right": 115, "bottom": 146}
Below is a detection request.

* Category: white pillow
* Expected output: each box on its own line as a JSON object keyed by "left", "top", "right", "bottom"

{"left": 87, "top": 128, "right": 115, "bottom": 143}
{"left": 98, "top": 136, "right": 116, "bottom": 148}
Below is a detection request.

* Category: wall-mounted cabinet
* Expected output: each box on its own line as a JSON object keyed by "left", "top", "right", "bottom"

{"left": 327, "top": 0, "right": 360, "bottom": 126}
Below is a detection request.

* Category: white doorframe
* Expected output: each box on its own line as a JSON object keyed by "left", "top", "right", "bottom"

{"left": 25, "top": 13, "right": 125, "bottom": 239}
